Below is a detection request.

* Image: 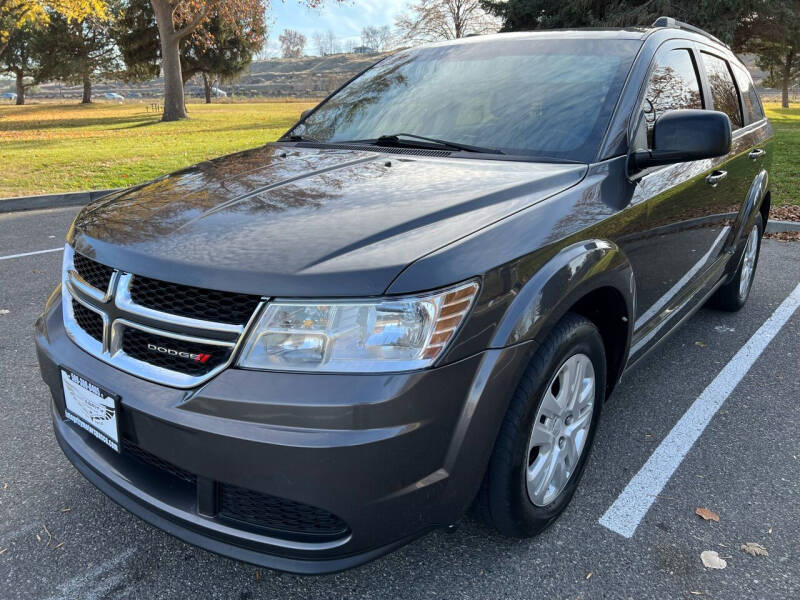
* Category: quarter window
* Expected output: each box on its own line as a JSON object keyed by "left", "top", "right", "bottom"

{"left": 732, "top": 63, "right": 765, "bottom": 124}
{"left": 638, "top": 49, "right": 703, "bottom": 148}
{"left": 701, "top": 53, "right": 743, "bottom": 130}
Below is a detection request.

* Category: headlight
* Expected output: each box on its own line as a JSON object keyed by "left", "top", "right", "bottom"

{"left": 238, "top": 281, "right": 479, "bottom": 373}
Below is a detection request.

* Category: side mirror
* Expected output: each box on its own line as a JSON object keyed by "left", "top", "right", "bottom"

{"left": 632, "top": 109, "right": 732, "bottom": 170}
{"left": 300, "top": 108, "right": 313, "bottom": 121}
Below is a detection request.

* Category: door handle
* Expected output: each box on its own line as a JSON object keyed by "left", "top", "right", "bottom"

{"left": 706, "top": 170, "right": 728, "bottom": 186}
{"left": 748, "top": 148, "right": 766, "bottom": 160}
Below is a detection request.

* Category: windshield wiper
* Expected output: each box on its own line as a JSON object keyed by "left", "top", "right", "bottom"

{"left": 281, "top": 133, "right": 322, "bottom": 143}
{"left": 359, "top": 133, "right": 506, "bottom": 155}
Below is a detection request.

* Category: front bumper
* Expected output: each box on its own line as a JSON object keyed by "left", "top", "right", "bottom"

{"left": 36, "top": 287, "right": 535, "bottom": 573}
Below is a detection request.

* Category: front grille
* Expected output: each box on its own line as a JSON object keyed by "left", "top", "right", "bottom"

{"left": 219, "top": 484, "right": 350, "bottom": 541}
{"left": 121, "top": 439, "right": 196, "bottom": 485}
{"left": 130, "top": 275, "right": 261, "bottom": 325}
{"left": 120, "top": 326, "right": 231, "bottom": 376}
{"left": 72, "top": 300, "right": 103, "bottom": 342}
{"left": 73, "top": 253, "right": 114, "bottom": 291}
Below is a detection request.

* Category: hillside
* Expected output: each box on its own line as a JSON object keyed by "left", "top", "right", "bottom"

{"left": 11, "top": 53, "right": 387, "bottom": 101}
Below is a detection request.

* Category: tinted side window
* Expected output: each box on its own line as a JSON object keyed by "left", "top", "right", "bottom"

{"left": 732, "top": 63, "right": 765, "bottom": 124}
{"left": 701, "top": 52, "right": 743, "bottom": 130}
{"left": 638, "top": 49, "right": 703, "bottom": 148}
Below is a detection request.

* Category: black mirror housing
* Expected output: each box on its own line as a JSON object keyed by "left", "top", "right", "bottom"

{"left": 300, "top": 108, "right": 313, "bottom": 121}
{"left": 633, "top": 109, "right": 732, "bottom": 170}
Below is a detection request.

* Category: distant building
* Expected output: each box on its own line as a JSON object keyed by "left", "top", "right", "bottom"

{"left": 353, "top": 46, "right": 376, "bottom": 55}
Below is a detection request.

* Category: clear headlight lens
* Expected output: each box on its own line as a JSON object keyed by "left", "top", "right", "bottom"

{"left": 238, "top": 281, "right": 479, "bottom": 373}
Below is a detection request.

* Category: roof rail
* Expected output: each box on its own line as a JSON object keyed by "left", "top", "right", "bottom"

{"left": 652, "top": 16, "right": 728, "bottom": 48}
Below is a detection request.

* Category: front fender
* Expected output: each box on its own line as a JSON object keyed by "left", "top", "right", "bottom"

{"left": 489, "top": 239, "right": 635, "bottom": 349}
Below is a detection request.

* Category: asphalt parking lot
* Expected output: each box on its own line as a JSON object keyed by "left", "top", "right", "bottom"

{"left": 1, "top": 205, "right": 798, "bottom": 600}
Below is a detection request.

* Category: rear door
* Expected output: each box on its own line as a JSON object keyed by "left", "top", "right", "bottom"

{"left": 695, "top": 50, "right": 753, "bottom": 233}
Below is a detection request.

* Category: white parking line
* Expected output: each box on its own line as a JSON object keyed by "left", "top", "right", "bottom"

{"left": 0, "top": 247, "right": 63, "bottom": 261}
{"left": 600, "top": 282, "right": 800, "bottom": 538}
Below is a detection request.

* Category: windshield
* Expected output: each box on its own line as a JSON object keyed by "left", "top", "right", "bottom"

{"left": 289, "top": 37, "right": 640, "bottom": 162}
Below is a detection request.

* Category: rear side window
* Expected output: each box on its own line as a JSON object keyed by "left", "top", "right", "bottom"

{"left": 638, "top": 49, "right": 703, "bottom": 148}
{"left": 732, "top": 63, "right": 765, "bottom": 124}
{"left": 701, "top": 52, "right": 743, "bottom": 130}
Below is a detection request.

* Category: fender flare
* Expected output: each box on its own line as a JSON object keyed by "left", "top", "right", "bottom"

{"left": 489, "top": 239, "right": 635, "bottom": 354}
{"left": 732, "top": 169, "right": 769, "bottom": 246}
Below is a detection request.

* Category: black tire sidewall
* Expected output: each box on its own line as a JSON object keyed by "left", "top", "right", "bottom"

{"left": 736, "top": 215, "right": 764, "bottom": 304}
{"left": 488, "top": 315, "right": 606, "bottom": 537}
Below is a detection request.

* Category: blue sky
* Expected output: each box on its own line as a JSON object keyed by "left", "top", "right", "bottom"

{"left": 266, "top": 0, "right": 409, "bottom": 54}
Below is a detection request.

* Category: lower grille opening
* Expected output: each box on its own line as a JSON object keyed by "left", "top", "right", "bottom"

{"left": 72, "top": 300, "right": 104, "bottom": 342}
{"left": 122, "top": 439, "right": 196, "bottom": 484}
{"left": 120, "top": 326, "right": 231, "bottom": 376}
{"left": 219, "top": 484, "right": 350, "bottom": 542}
{"left": 120, "top": 439, "right": 349, "bottom": 543}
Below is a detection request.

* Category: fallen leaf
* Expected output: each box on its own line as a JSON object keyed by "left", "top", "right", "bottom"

{"left": 586, "top": 572, "right": 593, "bottom": 580}
{"left": 700, "top": 550, "right": 727, "bottom": 569}
{"left": 0, "top": 309, "right": 9, "bottom": 316}
{"left": 695, "top": 341, "right": 707, "bottom": 348}
{"left": 35, "top": 534, "right": 41, "bottom": 542}
{"left": 690, "top": 593, "right": 704, "bottom": 596}
{"left": 60, "top": 507, "right": 72, "bottom": 513}
{"left": 696, "top": 507, "right": 720, "bottom": 522}
{"left": 0, "top": 548, "right": 7, "bottom": 555}
{"left": 740, "top": 542, "right": 768, "bottom": 557}
{"left": 767, "top": 527, "right": 773, "bottom": 535}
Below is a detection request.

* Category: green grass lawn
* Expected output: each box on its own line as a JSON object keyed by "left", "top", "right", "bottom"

{"left": 0, "top": 100, "right": 797, "bottom": 204}
{"left": 0, "top": 100, "right": 316, "bottom": 198}
{"left": 763, "top": 104, "right": 800, "bottom": 207}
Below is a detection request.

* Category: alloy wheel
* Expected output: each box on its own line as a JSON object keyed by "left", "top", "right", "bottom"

{"left": 525, "top": 353, "right": 596, "bottom": 507}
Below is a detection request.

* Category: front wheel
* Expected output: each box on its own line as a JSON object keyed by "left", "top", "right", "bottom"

{"left": 476, "top": 313, "right": 606, "bottom": 537}
{"left": 707, "top": 215, "right": 763, "bottom": 312}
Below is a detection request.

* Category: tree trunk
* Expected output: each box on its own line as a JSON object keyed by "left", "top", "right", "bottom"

{"left": 15, "top": 70, "right": 24, "bottom": 105}
{"left": 160, "top": 34, "right": 188, "bottom": 120}
{"left": 151, "top": 0, "right": 189, "bottom": 121}
{"left": 82, "top": 71, "right": 92, "bottom": 104}
{"left": 782, "top": 51, "right": 794, "bottom": 108}
{"left": 203, "top": 73, "right": 212, "bottom": 104}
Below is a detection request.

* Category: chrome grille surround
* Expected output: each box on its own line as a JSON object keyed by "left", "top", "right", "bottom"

{"left": 61, "top": 245, "right": 266, "bottom": 389}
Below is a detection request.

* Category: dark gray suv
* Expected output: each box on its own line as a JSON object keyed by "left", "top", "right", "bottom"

{"left": 35, "top": 19, "right": 773, "bottom": 574}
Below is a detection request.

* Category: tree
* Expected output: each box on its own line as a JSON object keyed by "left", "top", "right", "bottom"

{"left": 114, "top": 0, "right": 160, "bottom": 82}
{"left": 396, "top": 0, "right": 500, "bottom": 43}
{"left": 279, "top": 28, "right": 305, "bottom": 58}
{"left": 35, "top": 10, "right": 119, "bottom": 103}
{"left": 1, "top": 1, "right": 108, "bottom": 59}
{"left": 181, "top": 9, "right": 266, "bottom": 103}
{"left": 361, "top": 24, "right": 392, "bottom": 51}
{"left": 480, "top": 1, "right": 752, "bottom": 45}
{"left": 736, "top": 1, "right": 800, "bottom": 107}
{"left": 0, "top": 22, "right": 40, "bottom": 104}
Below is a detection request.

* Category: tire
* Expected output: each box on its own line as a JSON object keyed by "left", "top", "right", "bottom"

{"left": 707, "top": 214, "right": 763, "bottom": 312}
{"left": 476, "top": 312, "right": 606, "bottom": 537}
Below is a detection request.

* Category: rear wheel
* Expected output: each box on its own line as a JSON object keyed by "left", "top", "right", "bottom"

{"left": 476, "top": 313, "right": 605, "bottom": 537}
{"left": 707, "top": 215, "right": 763, "bottom": 311}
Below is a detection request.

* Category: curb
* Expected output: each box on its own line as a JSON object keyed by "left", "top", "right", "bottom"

{"left": 766, "top": 219, "right": 800, "bottom": 233}
{"left": 0, "top": 189, "right": 120, "bottom": 214}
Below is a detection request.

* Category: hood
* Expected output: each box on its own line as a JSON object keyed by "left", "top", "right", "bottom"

{"left": 69, "top": 145, "right": 586, "bottom": 296}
